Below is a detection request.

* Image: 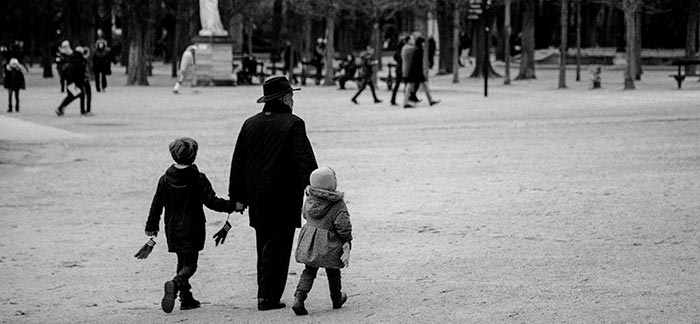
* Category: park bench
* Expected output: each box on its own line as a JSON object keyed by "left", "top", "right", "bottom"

{"left": 670, "top": 58, "right": 700, "bottom": 89}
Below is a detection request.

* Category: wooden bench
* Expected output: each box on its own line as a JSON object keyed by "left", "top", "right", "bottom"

{"left": 670, "top": 59, "right": 700, "bottom": 89}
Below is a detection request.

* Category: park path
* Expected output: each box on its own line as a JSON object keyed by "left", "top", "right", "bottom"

{"left": 1, "top": 63, "right": 699, "bottom": 323}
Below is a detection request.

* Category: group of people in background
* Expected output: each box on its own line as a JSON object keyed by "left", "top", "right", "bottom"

{"left": 343, "top": 33, "right": 440, "bottom": 109}
{"left": 1, "top": 31, "right": 113, "bottom": 116}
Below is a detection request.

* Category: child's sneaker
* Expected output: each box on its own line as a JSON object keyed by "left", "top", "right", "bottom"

{"left": 161, "top": 280, "right": 177, "bottom": 313}
{"left": 179, "top": 291, "right": 201, "bottom": 310}
{"left": 332, "top": 292, "right": 347, "bottom": 309}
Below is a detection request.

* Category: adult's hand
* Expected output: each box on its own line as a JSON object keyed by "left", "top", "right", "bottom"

{"left": 234, "top": 201, "right": 246, "bottom": 214}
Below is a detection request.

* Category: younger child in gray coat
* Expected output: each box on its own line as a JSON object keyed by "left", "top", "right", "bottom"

{"left": 292, "top": 167, "right": 352, "bottom": 315}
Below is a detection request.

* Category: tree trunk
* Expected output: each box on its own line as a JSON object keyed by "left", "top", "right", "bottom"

{"left": 125, "top": 0, "right": 154, "bottom": 85}
{"left": 452, "top": 5, "right": 461, "bottom": 83}
{"left": 371, "top": 20, "right": 382, "bottom": 86}
{"left": 516, "top": 0, "right": 536, "bottom": 80}
{"left": 575, "top": 0, "right": 581, "bottom": 82}
{"left": 623, "top": 1, "right": 637, "bottom": 90}
{"left": 469, "top": 10, "right": 500, "bottom": 78}
{"left": 634, "top": 8, "right": 642, "bottom": 80}
{"left": 504, "top": 0, "right": 511, "bottom": 85}
{"left": 437, "top": 0, "right": 454, "bottom": 75}
{"left": 323, "top": 10, "right": 336, "bottom": 86}
{"left": 558, "top": 0, "right": 567, "bottom": 89}
{"left": 685, "top": 0, "right": 699, "bottom": 76}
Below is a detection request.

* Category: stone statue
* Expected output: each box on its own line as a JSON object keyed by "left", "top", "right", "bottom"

{"left": 199, "top": 0, "right": 228, "bottom": 36}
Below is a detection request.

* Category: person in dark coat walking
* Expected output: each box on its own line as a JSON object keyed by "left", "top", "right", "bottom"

{"left": 402, "top": 37, "right": 439, "bottom": 108}
{"left": 229, "top": 76, "right": 318, "bottom": 311}
{"left": 145, "top": 137, "right": 236, "bottom": 313}
{"left": 350, "top": 45, "right": 382, "bottom": 104}
{"left": 4, "top": 58, "right": 26, "bottom": 113}
{"left": 55, "top": 41, "right": 89, "bottom": 116}
{"left": 92, "top": 39, "right": 111, "bottom": 92}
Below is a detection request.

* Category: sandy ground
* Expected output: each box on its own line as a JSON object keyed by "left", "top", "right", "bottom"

{"left": 1, "top": 62, "right": 699, "bottom": 324}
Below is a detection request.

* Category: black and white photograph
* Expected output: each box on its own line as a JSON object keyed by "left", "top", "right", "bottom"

{"left": 1, "top": 0, "right": 699, "bottom": 322}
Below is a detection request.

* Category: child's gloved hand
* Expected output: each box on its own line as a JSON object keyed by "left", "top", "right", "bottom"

{"left": 213, "top": 220, "right": 232, "bottom": 246}
{"left": 340, "top": 242, "right": 351, "bottom": 268}
{"left": 234, "top": 202, "right": 246, "bottom": 214}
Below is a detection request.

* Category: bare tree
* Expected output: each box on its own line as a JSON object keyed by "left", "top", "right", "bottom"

{"left": 123, "top": 0, "right": 158, "bottom": 85}
{"left": 516, "top": 0, "right": 536, "bottom": 80}
{"left": 685, "top": 0, "right": 699, "bottom": 76}
{"left": 622, "top": 0, "right": 640, "bottom": 90}
{"left": 452, "top": 2, "right": 462, "bottom": 83}
{"left": 559, "top": 0, "right": 568, "bottom": 89}
{"left": 504, "top": 0, "right": 512, "bottom": 84}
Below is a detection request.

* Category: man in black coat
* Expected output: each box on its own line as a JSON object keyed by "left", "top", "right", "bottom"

{"left": 55, "top": 40, "right": 89, "bottom": 116}
{"left": 229, "top": 76, "right": 318, "bottom": 311}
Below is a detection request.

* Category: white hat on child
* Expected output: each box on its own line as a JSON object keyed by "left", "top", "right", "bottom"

{"left": 309, "top": 167, "right": 337, "bottom": 191}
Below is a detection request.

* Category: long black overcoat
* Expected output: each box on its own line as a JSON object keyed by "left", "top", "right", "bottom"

{"left": 229, "top": 100, "right": 318, "bottom": 229}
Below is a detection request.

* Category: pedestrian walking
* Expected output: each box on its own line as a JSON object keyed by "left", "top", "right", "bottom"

{"left": 402, "top": 37, "right": 439, "bottom": 108}
{"left": 173, "top": 45, "right": 197, "bottom": 94}
{"left": 4, "top": 58, "right": 26, "bottom": 113}
{"left": 143, "top": 137, "right": 236, "bottom": 313}
{"left": 92, "top": 39, "right": 111, "bottom": 92}
{"left": 55, "top": 41, "right": 90, "bottom": 116}
{"left": 76, "top": 46, "right": 92, "bottom": 115}
{"left": 291, "top": 167, "right": 352, "bottom": 316}
{"left": 351, "top": 45, "right": 382, "bottom": 104}
{"left": 390, "top": 35, "right": 410, "bottom": 106}
{"left": 228, "top": 76, "right": 318, "bottom": 311}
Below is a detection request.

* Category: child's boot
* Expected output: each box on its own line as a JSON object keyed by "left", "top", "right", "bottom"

{"left": 292, "top": 291, "right": 308, "bottom": 316}
{"left": 179, "top": 290, "right": 201, "bottom": 310}
{"left": 161, "top": 280, "right": 178, "bottom": 313}
{"left": 331, "top": 292, "right": 347, "bottom": 309}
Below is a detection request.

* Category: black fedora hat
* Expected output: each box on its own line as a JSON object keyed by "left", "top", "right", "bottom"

{"left": 256, "top": 76, "right": 301, "bottom": 103}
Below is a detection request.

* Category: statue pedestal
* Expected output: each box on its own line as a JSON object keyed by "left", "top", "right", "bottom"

{"left": 192, "top": 35, "right": 234, "bottom": 86}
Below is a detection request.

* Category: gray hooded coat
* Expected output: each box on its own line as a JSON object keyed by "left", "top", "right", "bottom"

{"left": 294, "top": 186, "right": 353, "bottom": 269}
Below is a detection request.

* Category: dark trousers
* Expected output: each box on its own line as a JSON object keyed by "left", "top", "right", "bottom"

{"left": 351, "top": 79, "right": 379, "bottom": 102}
{"left": 173, "top": 251, "right": 199, "bottom": 293}
{"left": 7, "top": 89, "right": 19, "bottom": 111}
{"left": 83, "top": 81, "right": 92, "bottom": 113}
{"left": 390, "top": 72, "right": 403, "bottom": 104}
{"left": 255, "top": 227, "right": 296, "bottom": 301}
{"left": 57, "top": 83, "right": 87, "bottom": 114}
{"left": 295, "top": 265, "right": 342, "bottom": 300}
{"left": 94, "top": 70, "right": 107, "bottom": 91}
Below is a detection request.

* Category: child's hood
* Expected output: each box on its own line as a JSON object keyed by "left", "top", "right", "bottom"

{"left": 304, "top": 186, "right": 344, "bottom": 220}
{"left": 164, "top": 164, "right": 200, "bottom": 188}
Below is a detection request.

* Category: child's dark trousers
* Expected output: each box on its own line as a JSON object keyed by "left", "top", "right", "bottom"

{"left": 173, "top": 251, "right": 198, "bottom": 293}
{"left": 294, "top": 265, "right": 342, "bottom": 300}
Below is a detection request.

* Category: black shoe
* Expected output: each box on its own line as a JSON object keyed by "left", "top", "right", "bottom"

{"left": 161, "top": 280, "right": 177, "bottom": 313}
{"left": 374, "top": 99, "right": 382, "bottom": 104}
{"left": 258, "top": 298, "right": 286, "bottom": 311}
{"left": 351, "top": 98, "right": 358, "bottom": 104}
{"left": 15, "top": 106, "right": 19, "bottom": 112}
{"left": 390, "top": 101, "right": 398, "bottom": 106}
{"left": 409, "top": 96, "right": 421, "bottom": 103}
{"left": 332, "top": 292, "right": 347, "bottom": 309}
{"left": 179, "top": 291, "right": 201, "bottom": 310}
{"left": 7, "top": 107, "right": 12, "bottom": 113}
{"left": 403, "top": 104, "right": 415, "bottom": 109}
{"left": 292, "top": 297, "right": 308, "bottom": 316}
{"left": 429, "top": 100, "right": 441, "bottom": 106}
{"left": 55, "top": 108, "right": 64, "bottom": 116}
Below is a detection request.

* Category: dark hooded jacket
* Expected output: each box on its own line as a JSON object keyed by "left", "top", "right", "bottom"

{"left": 229, "top": 100, "right": 318, "bottom": 229}
{"left": 294, "top": 186, "right": 352, "bottom": 269}
{"left": 146, "top": 164, "right": 233, "bottom": 252}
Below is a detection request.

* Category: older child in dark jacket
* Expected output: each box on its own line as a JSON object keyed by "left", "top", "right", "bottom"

{"left": 145, "top": 137, "right": 235, "bottom": 313}
{"left": 4, "top": 58, "right": 25, "bottom": 113}
{"left": 292, "top": 167, "right": 352, "bottom": 316}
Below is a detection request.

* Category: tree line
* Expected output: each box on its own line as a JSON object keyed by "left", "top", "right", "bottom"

{"left": 1, "top": 0, "right": 698, "bottom": 89}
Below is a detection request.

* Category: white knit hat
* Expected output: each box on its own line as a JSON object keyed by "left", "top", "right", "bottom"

{"left": 309, "top": 167, "right": 337, "bottom": 191}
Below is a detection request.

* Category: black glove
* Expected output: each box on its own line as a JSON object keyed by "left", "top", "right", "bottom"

{"left": 213, "top": 221, "right": 231, "bottom": 246}
{"left": 134, "top": 237, "right": 156, "bottom": 259}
